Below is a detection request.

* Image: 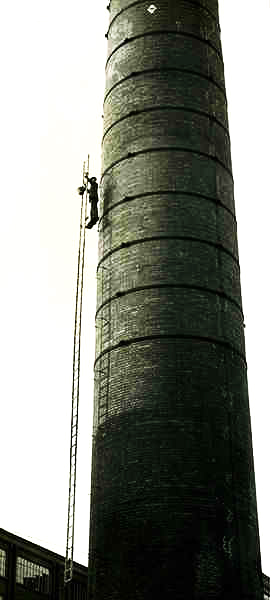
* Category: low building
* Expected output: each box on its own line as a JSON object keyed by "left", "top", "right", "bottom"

{"left": 0, "top": 529, "right": 87, "bottom": 600}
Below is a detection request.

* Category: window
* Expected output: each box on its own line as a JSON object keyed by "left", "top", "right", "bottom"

{"left": 0, "top": 548, "right": 6, "bottom": 578}
{"left": 16, "top": 557, "right": 50, "bottom": 594}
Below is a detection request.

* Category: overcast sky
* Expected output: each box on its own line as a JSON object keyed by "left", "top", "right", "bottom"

{"left": 0, "top": 0, "right": 272, "bottom": 580}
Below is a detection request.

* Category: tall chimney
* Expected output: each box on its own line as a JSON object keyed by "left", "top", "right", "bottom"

{"left": 88, "top": 1, "right": 263, "bottom": 597}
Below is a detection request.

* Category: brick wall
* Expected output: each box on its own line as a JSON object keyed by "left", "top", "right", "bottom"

{"left": 89, "top": 1, "right": 263, "bottom": 598}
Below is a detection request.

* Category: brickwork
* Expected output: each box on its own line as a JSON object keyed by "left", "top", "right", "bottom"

{"left": 89, "top": 1, "right": 263, "bottom": 598}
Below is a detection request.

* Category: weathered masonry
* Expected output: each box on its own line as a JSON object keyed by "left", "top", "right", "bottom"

{"left": 88, "top": 1, "right": 264, "bottom": 598}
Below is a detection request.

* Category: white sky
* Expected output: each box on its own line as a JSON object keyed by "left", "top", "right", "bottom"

{"left": 0, "top": 0, "right": 272, "bottom": 580}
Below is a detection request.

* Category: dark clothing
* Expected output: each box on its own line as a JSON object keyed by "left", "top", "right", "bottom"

{"left": 90, "top": 198, "right": 99, "bottom": 224}
{"left": 89, "top": 180, "right": 98, "bottom": 200}
{"left": 87, "top": 179, "right": 99, "bottom": 228}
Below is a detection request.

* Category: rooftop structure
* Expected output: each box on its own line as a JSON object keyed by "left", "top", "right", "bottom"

{"left": 0, "top": 528, "right": 87, "bottom": 600}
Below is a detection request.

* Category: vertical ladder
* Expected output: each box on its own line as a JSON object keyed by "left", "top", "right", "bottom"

{"left": 64, "top": 157, "right": 90, "bottom": 585}
{"left": 88, "top": 192, "right": 112, "bottom": 578}
{"left": 96, "top": 260, "right": 111, "bottom": 427}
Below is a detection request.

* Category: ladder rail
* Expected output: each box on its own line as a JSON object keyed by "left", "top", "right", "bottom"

{"left": 65, "top": 158, "right": 89, "bottom": 585}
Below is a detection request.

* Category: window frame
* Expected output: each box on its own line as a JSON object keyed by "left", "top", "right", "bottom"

{"left": 16, "top": 555, "right": 51, "bottom": 594}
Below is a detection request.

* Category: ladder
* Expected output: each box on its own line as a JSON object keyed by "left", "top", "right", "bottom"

{"left": 97, "top": 270, "right": 111, "bottom": 426}
{"left": 64, "top": 157, "right": 90, "bottom": 585}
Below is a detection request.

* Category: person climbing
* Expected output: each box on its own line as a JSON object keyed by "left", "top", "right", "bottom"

{"left": 86, "top": 177, "right": 99, "bottom": 229}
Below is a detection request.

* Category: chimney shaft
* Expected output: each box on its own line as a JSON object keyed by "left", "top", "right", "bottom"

{"left": 88, "top": 1, "right": 263, "bottom": 598}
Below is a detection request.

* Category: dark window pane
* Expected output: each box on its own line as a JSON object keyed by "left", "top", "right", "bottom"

{"left": 0, "top": 549, "right": 6, "bottom": 578}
